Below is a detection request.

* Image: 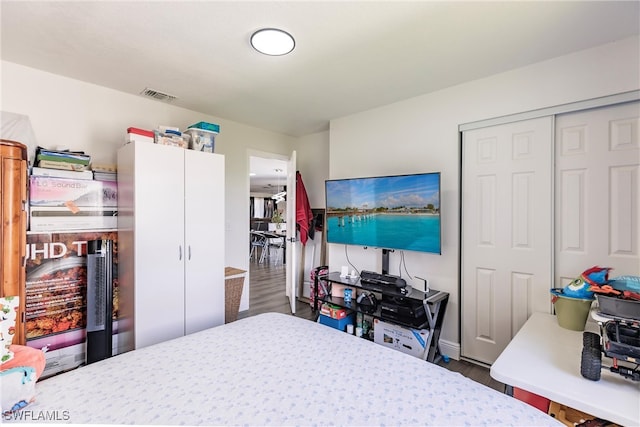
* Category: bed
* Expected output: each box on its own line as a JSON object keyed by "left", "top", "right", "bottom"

{"left": 7, "top": 313, "right": 560, "bottom": 425}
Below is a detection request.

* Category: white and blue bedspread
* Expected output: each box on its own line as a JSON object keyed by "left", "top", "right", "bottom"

{"left": 9, "top": 313, "right": 560, "bottom": 425}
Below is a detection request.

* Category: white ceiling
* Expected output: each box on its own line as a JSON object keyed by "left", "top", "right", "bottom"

{"left": 2, "top": 1, "right": 639, "bottom": 139}
{"left": 2, "top": 1, "right": 639, "bottom": 192}
{"left": 250, "top": 156, "right": 288, "bottom": 194}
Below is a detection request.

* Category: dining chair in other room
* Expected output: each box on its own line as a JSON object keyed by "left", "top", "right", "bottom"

{"left": 265, "top": 232, "right": 285, "bottom": 266}
{"left": 249, "top": 231, "right": 269, "bottom": 263}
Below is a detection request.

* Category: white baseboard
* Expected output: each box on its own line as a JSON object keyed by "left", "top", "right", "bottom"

{"left": 438, "top": 338, "right": 460, "bottom": 360}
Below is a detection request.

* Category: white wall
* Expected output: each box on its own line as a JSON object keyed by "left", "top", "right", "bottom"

{"left": 328, "top": 36, "right": 640, "bottom": 355}
{"left": 294, "top": 131, "right": 330, "bottom": 293}
{"left": 1, "top": 60, "right": 296, "bottom": 311}
{"left": 295, "top": 131, "right": 330, "bottom": 209}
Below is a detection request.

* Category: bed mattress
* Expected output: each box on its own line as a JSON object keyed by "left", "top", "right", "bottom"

{"left": 7, "top": 313, "right": 560, "bottom": 425}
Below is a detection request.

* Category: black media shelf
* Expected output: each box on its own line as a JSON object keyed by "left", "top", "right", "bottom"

{"left": 312, "top": 268, "right": 449, "bottom": 363}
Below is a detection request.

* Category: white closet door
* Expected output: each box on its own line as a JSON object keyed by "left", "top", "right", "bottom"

{"left": 555, "top": 102, "right": 640, "bottom": 286}
{"left": 184, "top": 150, "right": 225, "bottom": 334}
{"left": 133, "top": 143, "right": 185, "bottom": 348}
{"left": 462, "top": 117, "right": 553, "bottom": 364}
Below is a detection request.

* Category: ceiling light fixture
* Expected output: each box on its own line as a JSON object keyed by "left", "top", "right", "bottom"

{"left": 271, "top": 168, "right": 286, "bottom": 203}
{"left": 251, "top": 28, "right": 295, "bottom": 56}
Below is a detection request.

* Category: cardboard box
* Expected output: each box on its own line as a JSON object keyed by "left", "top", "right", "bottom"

{"left": 30, "top": 206, "right": 118, "bottom": 232}
{"left": 373, "top": 318, "right": 430, "bottom": 359}
{"left": 547, "top": 401, "right": 604, "bottom": 427}
{"left": 127, "top": 127, "right": 154, "bottom": 144}
{"left": 320, "top": 303, "right": 349, "bottom": 319}
{"left": 29, "top": 176, "right": 118, "bottom": 207}
{"left": 25, "top": 230, "right": 119, "bottom": 377}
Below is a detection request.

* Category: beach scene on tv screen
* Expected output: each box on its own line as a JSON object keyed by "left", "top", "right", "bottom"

{"left": 326, "top": 173, "right": 441, "bottom": 253}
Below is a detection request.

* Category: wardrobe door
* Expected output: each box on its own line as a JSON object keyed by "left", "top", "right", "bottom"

{"left": 461, "top": 117, "right": 553, "bottom": 365}
{"left": 183, "top": 150, "right": 225, "bottom": 334}
{"left": 0, "top": 140, "right": 28, "bottom": 346}
{"left": 118, "top": 142, "right": 185, "bottom": 349}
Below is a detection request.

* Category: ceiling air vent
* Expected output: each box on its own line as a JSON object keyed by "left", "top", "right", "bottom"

{"left": 140, "top": 88, "right": 177, "bottom": 103}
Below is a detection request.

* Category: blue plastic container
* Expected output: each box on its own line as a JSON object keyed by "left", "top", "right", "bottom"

{"left": 318, "top": 313, "right": 354, "bottom": 332}
{"left": 188, "top": 121, "right": 220, "bottom": 133}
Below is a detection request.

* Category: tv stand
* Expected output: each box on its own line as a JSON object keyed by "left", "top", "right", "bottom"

{"left": 313, "top": 268, "right": 449, "bottom": 363}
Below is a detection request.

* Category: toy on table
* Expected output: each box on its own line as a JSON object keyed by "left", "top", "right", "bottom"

{"left": 590, "top": 275, "right": 640, "bottom": 301}
{"left": 563, "top": 266, "right": 612, "bottom": 299}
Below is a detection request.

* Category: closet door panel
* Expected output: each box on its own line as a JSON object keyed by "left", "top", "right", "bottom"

{"left": 555, "top": 102, "right": 640, "bottom": 286}
{"left": 462, "top": 117, "right": 553, "bottom": 364}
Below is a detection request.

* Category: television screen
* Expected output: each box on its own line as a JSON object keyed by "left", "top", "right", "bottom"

{"left": 325, "top": 172, "right": 441, "bottom": 254}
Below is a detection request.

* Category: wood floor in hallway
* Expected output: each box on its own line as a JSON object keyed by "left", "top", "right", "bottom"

{"left": 237, "top": 257, "right": 505, "bottom": 393}
{"left": 237, "top": 257, "right": 314, "bottom": 321}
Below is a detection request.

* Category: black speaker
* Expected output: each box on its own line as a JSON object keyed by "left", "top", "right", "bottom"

{"left": 86, "top": 239, "right": 113, "bottom": 364}
{"left": 356, "top": 291, "right": 378, "bottom": 313}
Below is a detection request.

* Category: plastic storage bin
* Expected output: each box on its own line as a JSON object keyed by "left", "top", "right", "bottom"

{"left": 596, "top": 294, "right": 640, "bottom": 320}
{"left": 513, "top": 387, "right": 550, "bottom": 413}
{"left": 188, "top": 121, "right": 220, "bottom": 133}
{"left": 318, "top": 313, "right": 354, "bottom": 332}
{"left": 154, "top": 129, "right": 189, "bottom": 148}
{"left": 184, "top": 127, "right": 217, "bottom": 153}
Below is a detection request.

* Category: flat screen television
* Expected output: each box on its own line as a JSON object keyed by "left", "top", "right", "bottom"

{"left": 325, "top": 172, "right": 441, "bottom": 255}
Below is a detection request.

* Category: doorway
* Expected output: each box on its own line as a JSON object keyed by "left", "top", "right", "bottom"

{"left": 248, "top": 153, "right": 290, "bottom": 312}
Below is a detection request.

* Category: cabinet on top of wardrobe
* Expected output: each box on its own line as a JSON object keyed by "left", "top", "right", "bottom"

{"left": 117, "top": 141, "right": 225, "bottom": 351}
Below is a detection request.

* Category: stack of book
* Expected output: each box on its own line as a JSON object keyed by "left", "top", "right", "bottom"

{"left": 31, "top": 166, "right": 93, "bottom": 180}
{"left": 36, "top": 147, "right": 91, "bottom": 171}
{"left": 92, "top": 164, "right": 117, "bottom": 182}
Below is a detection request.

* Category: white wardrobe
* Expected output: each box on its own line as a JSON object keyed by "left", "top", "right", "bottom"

{"left": 117, "top": 141, "right": 225, "bottom": 351}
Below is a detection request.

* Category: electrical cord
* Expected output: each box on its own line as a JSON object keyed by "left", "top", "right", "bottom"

{"left": 399, "top": 250, "right": 414, "bottom": 280}
{"left": 400, "top": 250, "right": 430, "bottom": 292}
{"left": 344, "top": 245, "right": 360, "bottom": 277}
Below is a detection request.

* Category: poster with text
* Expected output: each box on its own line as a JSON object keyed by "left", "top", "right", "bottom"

{"left": 25, "top": 230, "right": 118, "bottom": 376}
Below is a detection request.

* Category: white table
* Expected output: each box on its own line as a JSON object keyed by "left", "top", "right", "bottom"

{"left": 491, "top": 312, "right": 639, "bottom": 427}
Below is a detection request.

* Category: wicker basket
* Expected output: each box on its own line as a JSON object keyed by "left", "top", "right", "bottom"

{"left": 225, "top": 267, "right": 246, "bottom": 323}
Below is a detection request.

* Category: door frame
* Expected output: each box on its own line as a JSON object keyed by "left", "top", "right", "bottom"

{"left": 460, "top": 91, "right": 639, "bottom": 133}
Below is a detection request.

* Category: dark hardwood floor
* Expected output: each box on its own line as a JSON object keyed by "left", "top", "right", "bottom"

{"left": 238, "top": 254, "right": 505, "bottom": 393}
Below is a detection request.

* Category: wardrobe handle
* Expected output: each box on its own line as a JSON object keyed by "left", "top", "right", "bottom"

{"left": 179, "top": 245, "right": 182, "bottom": 260}
{"left": 188, "top": 245, "right": 191, "bottom": 260}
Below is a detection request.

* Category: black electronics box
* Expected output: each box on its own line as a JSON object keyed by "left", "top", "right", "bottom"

{"left": 380, "top": 295, "right": 426, "bottom": 324}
